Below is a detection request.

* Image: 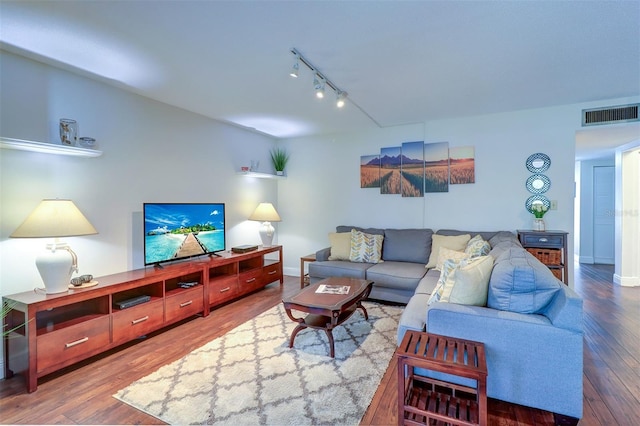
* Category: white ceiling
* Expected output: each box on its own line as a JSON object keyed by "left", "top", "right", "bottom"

{"left": 1, "top": 1, "right": 639, "bottom": 154}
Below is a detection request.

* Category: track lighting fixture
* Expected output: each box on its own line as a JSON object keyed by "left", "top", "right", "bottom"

{"left": 289, "top": 54, "right": 299, "bottom": 78}
{"left": 290, "top": 47, "right": 348, "bottom": 108}
{"left": 336, "top": 91, "right": 347, "bottom": 108}
{"left": 314, "top": 75, "right": 325, "bottom": 99}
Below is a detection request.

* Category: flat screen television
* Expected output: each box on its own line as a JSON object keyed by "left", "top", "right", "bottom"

{"left": 143, "top": 203, "right": 225, "bottom": 266}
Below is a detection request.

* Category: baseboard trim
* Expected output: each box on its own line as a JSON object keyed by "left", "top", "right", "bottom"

{"left": 613, "top": 274, "right": 640, "bottom": 287}
{"left": 578, "top": 256, "right": 594, "bottom": 264}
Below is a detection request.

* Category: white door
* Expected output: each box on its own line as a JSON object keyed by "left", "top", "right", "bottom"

{"left": 593, "top": 166, "right": 615, "bottom": 264}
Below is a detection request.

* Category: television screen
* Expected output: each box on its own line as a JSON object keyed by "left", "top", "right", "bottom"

{"left": 143, "top": 203, "right": 225, "bottom": 266}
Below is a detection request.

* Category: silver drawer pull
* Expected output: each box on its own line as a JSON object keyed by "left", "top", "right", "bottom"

{"left": 65, "top": 337, "right": 89, "bottom": 348}
{"left": 268, "top": 270, "right": 277, "bottom": 275}
{"left": 220, "top": 287, "right": 230, "bottom": 293}
{"left": 180, "top": 300, "right": 193, "bottom": 307}
{"left": 539, "top": 238, "right": 548, "bottom": 242}
{"left": 131, "top": 316, "right": 149, "bottom": 325}
{"left": 246, "top": 278, "right": 256, "bottom": 283}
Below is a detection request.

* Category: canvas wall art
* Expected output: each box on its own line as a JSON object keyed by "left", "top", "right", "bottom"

{"left": 449, "top": 146, "right": 475, "bottom": 184}
{"left": 401, "top": 141, "right": 425, "bottom": 197}
{"left": 380, "top": 146, "right": 402, "bottom": 194}
{"left": 360, "top": 154, "right": 381, "bottom": 188}
{"left": 424, "top": 141, "right": 449, "bottom": 193}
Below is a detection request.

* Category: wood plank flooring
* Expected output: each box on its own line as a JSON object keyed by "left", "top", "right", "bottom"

{"left": 1, "top": 263, "right": 638, "bottom": 425}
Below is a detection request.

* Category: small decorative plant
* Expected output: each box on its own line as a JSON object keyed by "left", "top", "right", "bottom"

{"left": 270, "top": 147, "right": 290, "bottom": 174}
{"left": 530, "top": 203, "right": 549, "bottom": 218}
{"left": 2, "top": 300, "right": 26, "bottom": 337}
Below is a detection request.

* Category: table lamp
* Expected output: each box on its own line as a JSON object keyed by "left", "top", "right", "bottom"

{"left": 10, "top": 199, "right": 98, "bottom": 294}
{"left": 248, "top": 202, "right": 281, "bottom": 247}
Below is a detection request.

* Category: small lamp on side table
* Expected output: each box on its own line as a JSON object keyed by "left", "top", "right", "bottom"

{"left": 249, "top": 202, "right": 281, "bottom": 247}
{"left": 10, "top": 199, "right": 98, "bottom": 294}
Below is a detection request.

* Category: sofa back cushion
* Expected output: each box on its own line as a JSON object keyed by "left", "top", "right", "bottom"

{"left": 336, "top": 225, "right": 384, "bottom": 235}
{"left": 488, "top": 247, "right": 561, "bottom": 314}
{"left": 383, "top": 228, "right": 433, "bottom": 263}
{"left": 436, "top": 229, "right": 500, "bottom": 242}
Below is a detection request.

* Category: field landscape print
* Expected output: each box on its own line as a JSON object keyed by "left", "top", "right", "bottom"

{"left": 424, "top": 142, "right": 449, "bottom": 193}
{"left": 401, "top": 141, "right": 425, "bottom": 197}
{"left": 360, "top": 154, "right": 381, "bottom": 188}
{"left": 380, "top": 146, "right": 402, "bottom": 194}
{"left": 450, "top": 146, "right": 475, "bottom": 184}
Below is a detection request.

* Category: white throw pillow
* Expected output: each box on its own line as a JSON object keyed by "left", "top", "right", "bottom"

{"left": 328, "top": 232, "right": 351, "bottom": 260}
{"left": 440, "top": 255, "right": 494, "bottom": 306}
{"left": 425, "top": 234, "right": 471, "bottom": 269}
{"left": 349, "top": 229, "right": 384, "bottom": 263}
{"left": 435, "top": 247, "right": 470, "bottom": 271}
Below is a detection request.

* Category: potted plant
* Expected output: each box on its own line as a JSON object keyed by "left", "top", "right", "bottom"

{"left": 270, "top": 147, "right": 289, "bottom": 176}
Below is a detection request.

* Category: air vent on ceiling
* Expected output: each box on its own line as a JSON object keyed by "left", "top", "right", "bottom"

{"left": 582, "top": 103, "right": 639, "bottom": 126}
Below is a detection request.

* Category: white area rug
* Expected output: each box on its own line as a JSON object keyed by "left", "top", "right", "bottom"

{"left": 113, "top": 302, "right": 402, "bottom": 425}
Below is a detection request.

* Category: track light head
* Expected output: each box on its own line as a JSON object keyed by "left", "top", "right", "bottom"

{"left": 314, "top": 75, "right": 325, "bottom": 99}
{"left": 289, "top": 56, "right": 299, "bottom": 78}
{"left": 336, "top": 91, "right": 347, "bottom": 108}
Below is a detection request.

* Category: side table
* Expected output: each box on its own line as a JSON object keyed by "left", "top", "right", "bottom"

{"left": 397, "top": 331, "right": 487, "bottom": 426}
{"left": 299, "top": 253, "right": 316, "bottom": 288}
{"left": 517, "top": 230, "right": 568, "bottom": 284}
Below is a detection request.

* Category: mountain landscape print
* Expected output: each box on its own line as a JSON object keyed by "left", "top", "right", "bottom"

{"left": 401, "top": 141, "right": 425, "bottom": 197}
{"left": 380, "top": 146, "right": 402, "bottom": 194}
{"left": 360, "top": 154, "right": 381, "bottom": 188}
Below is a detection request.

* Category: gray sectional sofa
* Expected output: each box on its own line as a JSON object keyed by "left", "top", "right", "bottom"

{"left": 309, "top": 226, "right": 583, "bottom": 422}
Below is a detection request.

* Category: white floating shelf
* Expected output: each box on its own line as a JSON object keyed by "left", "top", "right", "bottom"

{"left": 0, "top": 137, "right": 103, "bottom": 157}
{"left": 236, "top": 171, "right": 285, "bottom": 179}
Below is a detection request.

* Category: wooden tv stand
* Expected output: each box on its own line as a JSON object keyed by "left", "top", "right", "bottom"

{"left": 2, "top": 245, "right": 283, "bottom": 393}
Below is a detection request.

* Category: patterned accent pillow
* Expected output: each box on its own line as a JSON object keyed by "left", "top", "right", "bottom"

{"left": 349, "top": 229, "right": 384, "bottom": 263}
{"left": 428, "top": 256, "right": 466, "bottom": 305}
{"left": 440, "top": 255, "right": 494, "bottom": 306}
{"left": 465, "top": 234, "right": 491, "bottom": 258}
{"left": 435, "top": 247, "right": 470, "bottom": 271}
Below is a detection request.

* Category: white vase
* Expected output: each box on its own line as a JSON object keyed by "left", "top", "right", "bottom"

{"left": 533, "top": 217, "right": 546, "bottom": 231}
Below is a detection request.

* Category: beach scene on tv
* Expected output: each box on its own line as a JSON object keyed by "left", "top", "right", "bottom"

{"left": 144, "top": 203, "right": 225, "bottom": 265}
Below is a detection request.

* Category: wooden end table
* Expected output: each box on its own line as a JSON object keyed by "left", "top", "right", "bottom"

{"left": 299, "top": 253, "right": 316, "bottom": 288}
{"left": 396, "top": 331, "right": 488, "bottom": 426}
{"left": 282, "top": 277, "right": 372, "bottom": 358}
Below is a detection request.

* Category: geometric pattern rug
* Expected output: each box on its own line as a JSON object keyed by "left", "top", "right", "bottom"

{"left": 113, "top": 301, "right": 403, "bottom": 425}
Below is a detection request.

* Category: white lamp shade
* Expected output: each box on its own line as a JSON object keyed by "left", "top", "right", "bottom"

{"left": 11, "top": 199, "right": 97, "bottom": 294}
{"left": 11, "top": 199, "right": 97, "bottom": 238}
{"left": 248, "top": 203, "right": 281, "bottom": 222}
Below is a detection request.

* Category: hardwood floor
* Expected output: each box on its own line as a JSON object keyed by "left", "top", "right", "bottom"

{"left": 1, "top": 263, "right": 638, "bottom": 425}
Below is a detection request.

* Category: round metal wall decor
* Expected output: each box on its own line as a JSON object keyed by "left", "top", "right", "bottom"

{"left": 525, "top": 194, "right": 551, "bottom": 213}
{"left": 526, "top": 153, "right": 551, "bottom": 173}
{"left": 526, "top": 174, "right": 551, "bottom": 194}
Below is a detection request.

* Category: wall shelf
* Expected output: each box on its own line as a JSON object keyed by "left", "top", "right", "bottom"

{"left": 0, "top": 137, "right": 103, "bottom": 157}
{"left": 236, "top": 171, "right": 285, "bottom": 179}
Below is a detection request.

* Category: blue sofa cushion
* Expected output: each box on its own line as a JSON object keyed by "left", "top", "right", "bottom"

{"left": 366, "top": 261, "right": 428, "bottom": 291}
{"left": 488, "top": 247, "right": 561, "bottom": 314}
{"left": 308, "top": 260, "right": 372, "bottom": 280}
{"left": 336, "top": 225, "right": 384, "bottom": 235}
{"left": 383, "top": 228, "right": 433, "bottom": 263}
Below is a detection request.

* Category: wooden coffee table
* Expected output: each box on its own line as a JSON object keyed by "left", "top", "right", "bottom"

{"left": 282, "top": 277, "right": 373, "bottom": 358}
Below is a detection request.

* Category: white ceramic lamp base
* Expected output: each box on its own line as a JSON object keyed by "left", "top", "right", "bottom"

{"left": 35, "top": 242, "right": 78, "bottom": 294}
{"left": 258, "top": 221, "right": 275, "bottom": 247}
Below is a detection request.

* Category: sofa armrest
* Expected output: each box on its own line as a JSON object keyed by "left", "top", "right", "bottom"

{"left": 315, "top": 247, "right": 331, "bottom": 262}
{"left": 426, "top": 302, "right": 583, "bottom": 419}
{"left": 543, "top": 284, "right": 583, "bottom": 333}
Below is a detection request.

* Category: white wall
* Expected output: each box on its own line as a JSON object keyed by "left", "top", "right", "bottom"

{"left": 0, "top": 51, "right": 278, "bottom": 299}
{"left": 614, "top": 141, "right": 640, "bottom": 287}
{"left": 277, "top": 100, "right": 638, "bottom": 286}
